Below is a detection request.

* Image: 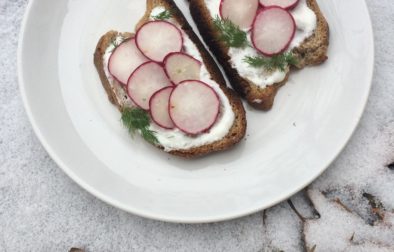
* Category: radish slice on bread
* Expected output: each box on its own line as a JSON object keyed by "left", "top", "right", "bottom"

{"left": 150, "top": 87, "right": 175, "bottom": 129}
{"left": 108, "top": 38, "right": 149, "bottom": 84}
{"left": 127, "top": 61, "right": 172, "bottom": 110}
{"left": 164, "top": 53, "right": 202, "bottom": 84}
{"left": 136, "top": 21, "right": 183, "bottom": 62}
{"left": 252, "top": 7, "right": 295, "bottom": 56}
{"left": 259, "top": 0, "right": 300, "bottom": 10}
{"left": 169, "top": 80, "right": 220, "bottom": 135}
{"left": 220, "top": 0, "right": 259, "bottom": 29}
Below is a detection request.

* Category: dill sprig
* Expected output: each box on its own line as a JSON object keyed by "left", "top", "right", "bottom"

{"left": 243, "top": 52, "right": 298, "bottom": 71}
{"left": 121, "top": 108, "right": 159, "bottom": 145}
{"left": 213, "top": 16, "right": 248, "bottom": 48}
{"left": 152, "top": 9, "right": 172, "bottom": 20}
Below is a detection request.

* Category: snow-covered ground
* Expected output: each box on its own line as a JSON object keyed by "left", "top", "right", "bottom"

{"left": 0, "top": 0, "right": 393, "bottom": 251}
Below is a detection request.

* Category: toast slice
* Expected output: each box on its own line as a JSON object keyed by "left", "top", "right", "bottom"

{"left": 189, "top": 0, "right": 329, "bottom": 110}
{"left": 94, "top": 0, "right": 246, "bottom": 158}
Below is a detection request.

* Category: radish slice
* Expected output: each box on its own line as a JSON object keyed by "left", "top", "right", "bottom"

{"left": 220, "top": 0, "right": 259, "bottom": 29}
{"left": 108, "top": 38, "right": 149, "bottom": 85}
{"left": 259, "top": 0, "right": 299, "bottom": 10}
{"left": 251, "top": 7, "right": 296, "bottom": 56}
{"left": 169, "top": 80, "right": 220, "bottom": 135}
{"left": 127, "top": 61, "right": 172, "bottom": 110}
{"left": 150, "top": 87, "right": 175, "bottom": 129}
{"left": 164, "top": 53, "right": 202, "bottom": 84}
{"left": 136, "top": 21, "right": 183, "bottom": 62}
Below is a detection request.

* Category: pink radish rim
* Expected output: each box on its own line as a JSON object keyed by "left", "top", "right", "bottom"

{"left": 163, "top": 52, "right": 203, "bottom": 84}
{"left": 168, "top": 80, "right": 221, "bottom": 135}
{"left": 219, "top": 0, "right": 257, "bottom": 31}
{"left": 126, "top": 61, "right": 168, "bottom": 110}
{"left": 149, "top": 86, "right": 176, "bottom": 130}
{"left": 108, "top": 37, "right": 133, "bottom": 85}
{"left": 218, "top": 0, "right": 226, "bottom": 20}
{"left": 259, "top": 0, "right": 300, "bottom": 10}
{"left": 251, "top": 6, "right": 296, "bottom": 57}
{"left": 135, "top": 21, "right": 184, "bottom": 63}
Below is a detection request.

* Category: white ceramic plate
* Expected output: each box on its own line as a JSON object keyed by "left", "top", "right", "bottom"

{"left": 18, "top": 0, "right": 374, "bottom": 223}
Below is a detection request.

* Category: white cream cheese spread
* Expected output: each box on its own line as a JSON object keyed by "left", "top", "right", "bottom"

{"left": 102, "top": 7, "right": 235, "bottom": 152}
{"left": 204, "top": 0, "right": 317, "bottom": 88}
{"left": 150, "top": 6, "right": 166, "bottom": 17}
{"left": 103, "top": 35, "right": 124, "bottom": 83}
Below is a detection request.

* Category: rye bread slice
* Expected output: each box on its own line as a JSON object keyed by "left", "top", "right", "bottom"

{"left": 189, "top": 0, "right": 329, "bottom": 110}
{"left": 94, "top": 0, "right": 247, "bottom": 158}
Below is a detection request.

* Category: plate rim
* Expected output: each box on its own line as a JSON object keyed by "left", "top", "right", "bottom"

{"left": 18, "top": 0, "right": 375, "bottom": 223}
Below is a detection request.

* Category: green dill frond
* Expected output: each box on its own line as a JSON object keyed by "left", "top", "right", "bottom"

{"left": 152, "top": 9, "right": 172, "bottom": 20}
{"left": 213, "top": 16, "right": 248, "bottom": 48}
{"left": 121, "top": 108, "right": 159, "bottom": 144}
{"left": 244, "top": 52, "right": 298, "bottom": 71}
{"left": 141, "top": 128, "right": 159, "bottom": 144}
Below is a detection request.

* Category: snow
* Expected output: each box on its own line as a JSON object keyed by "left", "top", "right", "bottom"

{"left": 0, "top": 0, "right": 393, "bottom": 251}
{"left": 304, "top": 190, "right": 394, "bottom": 251}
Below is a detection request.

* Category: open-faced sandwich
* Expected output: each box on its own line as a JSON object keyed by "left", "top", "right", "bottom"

{"left": 189, "top": 0, "right": 329, "bottom": 110}
{"left": 94, "top": 0, "right": 247, "bottom": 158}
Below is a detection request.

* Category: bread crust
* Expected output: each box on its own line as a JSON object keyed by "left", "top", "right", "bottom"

{"left": 94, "top": 0, "right": 247, "bottom": 158}
{"left": 189, "top": 0, "right": 329, "bottom": 110}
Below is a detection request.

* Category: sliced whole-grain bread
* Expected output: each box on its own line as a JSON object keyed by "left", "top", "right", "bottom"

{"left": 189, "top": 0, "right": 329, "bottom": 110}
{"left": 94, "top": 0, "right": 247, "bottom": 158}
